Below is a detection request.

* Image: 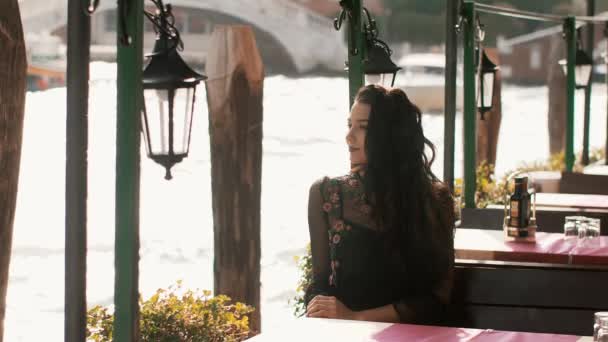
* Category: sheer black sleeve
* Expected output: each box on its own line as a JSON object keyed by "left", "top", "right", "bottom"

{"left": 304, "top": 178, "right": 332, "bottom": 307}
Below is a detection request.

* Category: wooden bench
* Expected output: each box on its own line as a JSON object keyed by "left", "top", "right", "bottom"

{"left": 560, "top": 172, "right": 608, "bottom": 195}
{"left": 449, "top": 260, "right": 608, "bottom": 336}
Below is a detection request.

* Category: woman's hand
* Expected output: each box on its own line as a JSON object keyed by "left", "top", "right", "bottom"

{"left": 306, "top": 295, "right": 357, "bottom": 320}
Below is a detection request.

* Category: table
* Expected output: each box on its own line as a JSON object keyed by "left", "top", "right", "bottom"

{"left": 455, "top": 228, "right": 608, "bottom": 265}
{"left": 247, "top": 318, "right": 591, "bottom": 341}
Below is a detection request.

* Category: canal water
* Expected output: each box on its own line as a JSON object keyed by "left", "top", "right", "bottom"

{"left": 4, "top": 62, "right": 607, "bottom": 340}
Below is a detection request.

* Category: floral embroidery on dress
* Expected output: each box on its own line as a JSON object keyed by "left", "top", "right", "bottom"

{"left": 321, "top": 173, "right": 372, "bottom": 288}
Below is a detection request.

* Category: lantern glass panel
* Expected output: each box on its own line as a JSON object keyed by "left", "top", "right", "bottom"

{"left": 172, "top": 87, "right": 196, "bottom": 155}
{"left": 142, "top": 88, "right": 172, "bottom": 155}
{"left": 559, "top": 59, "right": 592, "bottom": 88}
{"left": 559, "top": 61, "right": 567, "bottom": 77}
{"left": 480, "top": 71, "right": 494, "bottom": 109}
{"left": 575, "top": 64, "right": 592, "bottom": 88}
{"left": 365, "top": 73, "right": 382, "bottom": 86}
{"left": 365, "top": 73, "right": 395, "bottom": 87}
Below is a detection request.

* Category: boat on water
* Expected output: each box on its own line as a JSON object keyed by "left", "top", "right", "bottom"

{"left": 394, "top": 52, "right": 463, "bottom": 114}
{"left": 25, "top": 31, "right": 66, "bottom": 91}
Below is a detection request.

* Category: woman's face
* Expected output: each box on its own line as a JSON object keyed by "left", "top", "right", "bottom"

{"left": 346, "top": 101, "right": 370, "bottom": 166}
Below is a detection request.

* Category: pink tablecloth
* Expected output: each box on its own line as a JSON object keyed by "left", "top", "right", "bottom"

{"left": 247, "top": 318, "right": 584, "bottom": 341}
{"left": 455, "top": 229, "right": 608, "bottom": 265}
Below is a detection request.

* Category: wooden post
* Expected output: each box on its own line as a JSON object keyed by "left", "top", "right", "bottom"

{"left": 206, "top": 25, "right": 264, "bottom": 334}
{"left": 476, "top": 49, "right": 502, "bottom": 169}
{"left": 65, "top": 0, "right": 90, "bottom": 340}
{"left": 0, "top": 0, "right": 27, "bottom": 342}
{"left": 547, "top": 34, "right": 567, "bottom": 156}
{"left": 0, "top": 1, "right": 27, "bottom": 341}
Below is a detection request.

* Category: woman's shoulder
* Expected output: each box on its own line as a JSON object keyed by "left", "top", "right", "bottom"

{"left": 309, "top": 173, "right": 358, "bottom": 194}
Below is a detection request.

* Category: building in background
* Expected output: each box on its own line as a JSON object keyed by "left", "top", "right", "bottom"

{"left": 498, "top": 15, "right": 607, "bottom": 85}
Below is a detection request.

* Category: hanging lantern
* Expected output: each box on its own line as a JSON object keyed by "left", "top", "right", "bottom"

{"left": 364, "top": 38, "right": 402, "bottom": 87}
{"left": 141, "top": 1, "right": 207, "bottom": 180}
{"left": 559, "top": 47, "right": 593, "bottom": 89}
{"left": 344, "top": 7, "right": 401, "bottom": 87}
{"left": 478, "top": 49, "right": 498, "bottom": 118}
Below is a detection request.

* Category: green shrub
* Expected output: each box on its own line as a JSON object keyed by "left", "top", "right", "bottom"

{"left": 459, "top": 148, "right": 607, "bottom": 208}
{"left": 87, "top": 281, "right": 254, "bottom": 342}
{"left": 290, "top": 244, "right": 312, "bottom": 317}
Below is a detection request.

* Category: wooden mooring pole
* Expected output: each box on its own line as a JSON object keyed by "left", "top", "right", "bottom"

{"left": 206, "top": 25, "right": 264, "bottom": 334}
{"left": 0, "top": 1, "right": 27, "bottom": 341}
{"left": 65, "top": 0, "right": 91, "bottom": 340}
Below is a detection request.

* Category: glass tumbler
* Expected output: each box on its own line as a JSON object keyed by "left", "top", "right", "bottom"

{"left": 596, "top": 313, "right": 608, "bottom": 342}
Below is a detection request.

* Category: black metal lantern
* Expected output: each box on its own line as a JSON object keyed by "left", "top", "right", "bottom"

{"left": 478, "top": 49, "right": 498, "bottom": 118}
{"left": 142, "top": 0, "right": 207, "bottom": 180}
{"left": 364, "top": 39, "right": 401, "bottom": 87}
{"left": 362, "top": 7, "right": 401, "bottom": 87}
{"left": 559, "top": 47, "right": 593, "bottom": 89}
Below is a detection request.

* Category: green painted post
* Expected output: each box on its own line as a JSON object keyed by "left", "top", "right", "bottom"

{"left": 113, "top": 0, "right": 143, "bottom": 340}
{"left": 565, "top": 16, "right": 576, "bottom": 172}
{"left": 347, "top": 0, "right": 364, "bottom": 107}
{"left": 443, "top": 0, "right": 459, "bottom": 191}
{"left": 463, "top": 1, "right": 477, "bottom": 208}
{"left": 582, "top": 0, "right": 595, "bottom": 165}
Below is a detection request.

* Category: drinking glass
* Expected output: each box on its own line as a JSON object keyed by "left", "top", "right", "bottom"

{"left": 563, "top": 216, "right": 580, "bottom": 239}
{"left": 586, "top": 218, "right": 601, "bottom": 238}
{"left": 577, "top": 217, "right": 590, "bottom": 239}
{"left": 596, "top": 314, "right": 608, "bottom": 342}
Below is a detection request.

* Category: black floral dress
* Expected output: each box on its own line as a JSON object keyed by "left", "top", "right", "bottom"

{"left": 305, "top": 172, "right": 453, "bottom": 324}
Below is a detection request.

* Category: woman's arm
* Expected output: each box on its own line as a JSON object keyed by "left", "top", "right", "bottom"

{"left": 304, "top": 179, "right": 332, "bottom": 306}
{"left": 353, "top": 304, "right": 400, "bottom": 323}
{"left": 391, "top": 266, "right": 454, "bottom": 324}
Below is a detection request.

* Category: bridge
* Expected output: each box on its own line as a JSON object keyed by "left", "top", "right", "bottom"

{"left": 18, "top": 0, "right": 347, "bottom": 73}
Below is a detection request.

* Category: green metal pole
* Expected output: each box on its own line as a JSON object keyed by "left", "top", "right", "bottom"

{"left": 463, "top": 1, "right": 476, "bottom": 208}
{"left": 582, "top": 0, "right": 595, "bottom": 165}
{"left": 347, "top": 0, "right": 364, "bottom": 107}
{"left": 565, "top": 16, "right": 576, "bottom": 172}
{"left": 443, "top": 0, "right": 459, "bottom": 191}
{"left": 113, "top": 0, "right": 143, "bottom": 340}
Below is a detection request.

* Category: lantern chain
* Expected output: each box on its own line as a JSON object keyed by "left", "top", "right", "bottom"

{"left": 362, "top": 7, "right": 393, "bottom": 61}
{"left": 144, "top": 0, "right": 184, "bottom": 52}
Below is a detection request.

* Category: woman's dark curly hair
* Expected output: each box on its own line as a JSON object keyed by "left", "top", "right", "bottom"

{"left": 355, "top": 84, "right": 454, "bottom": 294}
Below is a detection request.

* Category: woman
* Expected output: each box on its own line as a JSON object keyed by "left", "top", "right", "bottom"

{"left": 305, "top": 85, "right": 454, "bottom": 324}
